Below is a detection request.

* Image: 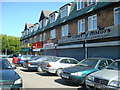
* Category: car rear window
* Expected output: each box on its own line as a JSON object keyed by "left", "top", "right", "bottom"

{"left": 0, "top": 60, "right": 12, "bottom": 69}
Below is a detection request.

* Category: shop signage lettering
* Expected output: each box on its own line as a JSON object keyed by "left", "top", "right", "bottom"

{"left": 58, "top": 25, "right": 119, "bottom": 44}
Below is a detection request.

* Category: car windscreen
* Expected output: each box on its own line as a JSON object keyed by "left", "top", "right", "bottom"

{"left": 32, "top": 56, "right": 42, "bottom": 60}
{"left": 77, "top": 59, "right": 99, "bottom": 67}
{"left": 0, "top": 60, "right": 12, "bottom": 69}
{"left": 107, "top": 61, "right": 120, "bottom": 70}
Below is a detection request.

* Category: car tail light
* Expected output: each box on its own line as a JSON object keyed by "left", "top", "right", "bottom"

{"left": 19, "top": 59, "right": 22, "bottom": 61}
{"left": 27, "top": 62, "right": 30, "bottom": 65}
{"left": 47, "top": 65, "right": 51, "bottom": 67}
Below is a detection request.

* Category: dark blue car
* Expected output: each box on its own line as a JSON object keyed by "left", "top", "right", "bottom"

{"left": 0, "top": 58, "right": 22, "bottom": 88}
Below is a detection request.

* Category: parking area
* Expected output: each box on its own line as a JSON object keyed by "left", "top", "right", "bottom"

{"left": 7, "top": 58, "right": 86, "bottom": 89}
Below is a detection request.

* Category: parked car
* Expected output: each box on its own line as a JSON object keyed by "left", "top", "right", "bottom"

{"left": 23, "top": 56, "right": 42, "bottom": 68}
{"left": 86, "top": 59, "right": 120, "bottom": 90}
{"left": 17, "top": 55, "right": 36, "bottom": 66}
{"left": 0, "top": 58, "right": 22, "bottom": 88}
{"left": 40, "top": 57, "right": 79, "bottom": 76}
{"left": 60, "top": 58, "right": 114, "bottom": 84}
{"left": 24, "top": 56, "right": 57, "bottom": 71}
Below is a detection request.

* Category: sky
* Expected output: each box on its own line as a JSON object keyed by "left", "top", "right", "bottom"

{"left": 1, "top": 1, "right": 68, "bottom": 37}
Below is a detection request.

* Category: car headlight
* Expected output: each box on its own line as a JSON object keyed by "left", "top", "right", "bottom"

{"left": 86, "top": 75, "right": 94, "bottom": 81}
{"left": 14, "top": 78, "right": 22, "bottom": 84}
{"left": 109, "top": 80, "right": 120, "bottom": 87}
{"left": 71, "top": 72, "right": 82, "bottom": 76}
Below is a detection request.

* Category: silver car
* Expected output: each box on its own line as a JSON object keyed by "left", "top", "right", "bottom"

{"left": 86, "top": 59, "right": 120, "bottom": 90}
{"left": 40, "top": 57, "right": 79, "bottom": 76}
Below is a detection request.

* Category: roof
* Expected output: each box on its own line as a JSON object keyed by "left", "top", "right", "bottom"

{"left": 24, "top": 23, "right": 33, "bottom": 31}
{"left": 39, "top": 10, "right": 52, "bottom": 21}
{"left": 43, "top": 10, "right": 52, "bottom": 18}
{"left": 21, "top": 2, "right": 115, "bottom": 40}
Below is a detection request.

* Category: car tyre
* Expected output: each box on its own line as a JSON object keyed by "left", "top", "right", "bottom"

{"left": 37, "top": 66, "right": 42, "bottom": 72}
{"left": 56, "top": 68, "right": 62, "bottom": 76}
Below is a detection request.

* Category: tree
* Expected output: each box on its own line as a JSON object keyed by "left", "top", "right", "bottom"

{"left": 0, "top": 34, "right": 21, "bottom": 55}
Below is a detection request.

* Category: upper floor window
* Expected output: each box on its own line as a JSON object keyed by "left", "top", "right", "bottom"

{"left": 61, "top": 24, "right": 68, "bottom": 37}
{"left": 34, "top": 36, "right": 37, "bottom": 43}
{"left": 34, "top": 24, "right": 39, "bottom": 31}
{"left": 60, "top": 5, "right": 70, "bottom": 18}
{"left": 114, "top": 7, "right": 120, "bottom": 25}
{"left": 87, "top": 0, "right": 97, "bottom": 6}
{"left": 77, "top": 0, "right": 85, "bottom": 10}
{"left": 50, "top": 13, "right": 58, "bottom": 23}
{"left": 39, "top": 20, "right": 42, "bottom": 29}
{"left": 39, "top": 34, "right": 42, "bottom": 42}
{"left": 50, "top": 29, "right": 56, "bottom": 39}
{"left": 88, "top": 14, "right": 97, "bottom": 31}
{"left": 29, "top": 27, "right": 33, "bottom": 33}
{"left": 78, "top": 19, "right": 85, "bottom": 33}
{"left": 43, "top": 18, "right": 48, "bottom": 27}
{"left": 29, "top": 38, "right": 32, "bottom": 43}
{"left": 43, "top": 33, "right": 46, "bottom": 41}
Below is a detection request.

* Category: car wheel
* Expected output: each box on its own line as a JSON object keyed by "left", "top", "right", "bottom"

{"left": 56, "top": 68, "right": 62, "bottom": 76}
{"left": 37, "top": 66, "right": 42, "bottom": 72}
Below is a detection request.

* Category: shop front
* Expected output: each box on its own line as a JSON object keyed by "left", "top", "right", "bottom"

{"left": 32, "top": 42, "right": 43, "bottom": 55}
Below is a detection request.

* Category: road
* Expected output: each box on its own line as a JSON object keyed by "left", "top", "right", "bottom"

{"left": 8, "top": 58, "right": 85, "bottom": 89}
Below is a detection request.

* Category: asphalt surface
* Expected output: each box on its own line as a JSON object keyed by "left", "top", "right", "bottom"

{"left": 8, "top": 58, "right": 86, "bottom": 89}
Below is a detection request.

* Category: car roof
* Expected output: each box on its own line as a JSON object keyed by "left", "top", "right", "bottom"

{"left": 0, "top": 58, "right": 8, "bottom": 61}
{"left": 57, "top": 57, "right": 76, "bottom": 59}
{"left": 115, "top": 59, "right": 120, "bottom": 61}
{"left": 86, "top": 57, "right": 113, "bottom": 60}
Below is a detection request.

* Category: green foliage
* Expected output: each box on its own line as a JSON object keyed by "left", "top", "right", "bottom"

{"left": 0, "top": 34, "right": 20, "bottom": 55}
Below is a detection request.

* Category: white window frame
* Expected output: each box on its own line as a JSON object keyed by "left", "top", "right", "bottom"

{"left": 77, "top": 0, "right": 85, "bottom": 10}
{"left": 39, "top": 20, "right": 42, "bottom": 29}
{"left": 61, "top": 24, "right": 68, "bottom": 37}
{"left": 114, "top": 7, "right": 120, "bottom": 25}
{"left": 30, "top": 38, "right": 32, "bottom": 43}
{"left": 60, "top": 5, "right": 71, "bottom": 18}
{"left": 43, "top": 33, "right": 46, "bottom": 41}
{"left": 50, "top": 13, "right": 55, "bottom": 23}
{"left": 39, "top": 34, "right": 42, "bottom": 42}
{"left": 50, "top": 29, "right": 56, "bottom": 39}
{"left": 34, "top": 36, "right": 37, "bottom": 43}
{"left": 88, "top": 14, "right": 97, "bottom": 31}
{"left": 87, "top": 0, "right": 97, "bottom": 6}
{"left": 78, "top": 19, "right": 85, "bottom": 33}
{"left": 43, "top": 18, "right": 48, "bottom": 27}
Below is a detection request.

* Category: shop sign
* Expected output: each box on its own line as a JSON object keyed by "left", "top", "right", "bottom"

{"left": 43, "top": 43, "right": 54, "bottom": 48}
{"left": 32, "top": 42, "right": 43, "bottom": 49}
{"left": 58, "top": 25, "right": 119, "bottom": 44}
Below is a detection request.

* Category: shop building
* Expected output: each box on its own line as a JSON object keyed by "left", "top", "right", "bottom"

{"left": 20, "top": 1, "right": 120, "bottom": 60}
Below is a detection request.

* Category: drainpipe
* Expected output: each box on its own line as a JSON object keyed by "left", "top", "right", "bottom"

{"left": 83, "top": 40, "right": 88, "bottom": 59}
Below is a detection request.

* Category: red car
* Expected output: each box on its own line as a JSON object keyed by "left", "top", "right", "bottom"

{"left": 12, "top": 57, "right": 18, "bottom": 64}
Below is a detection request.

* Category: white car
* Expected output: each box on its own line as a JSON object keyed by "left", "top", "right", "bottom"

{"left": 39, "top": 57, "right": 79, "bottom": 76}
{"left": 86, "top": 59, "right": 120, "bottom": 90}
